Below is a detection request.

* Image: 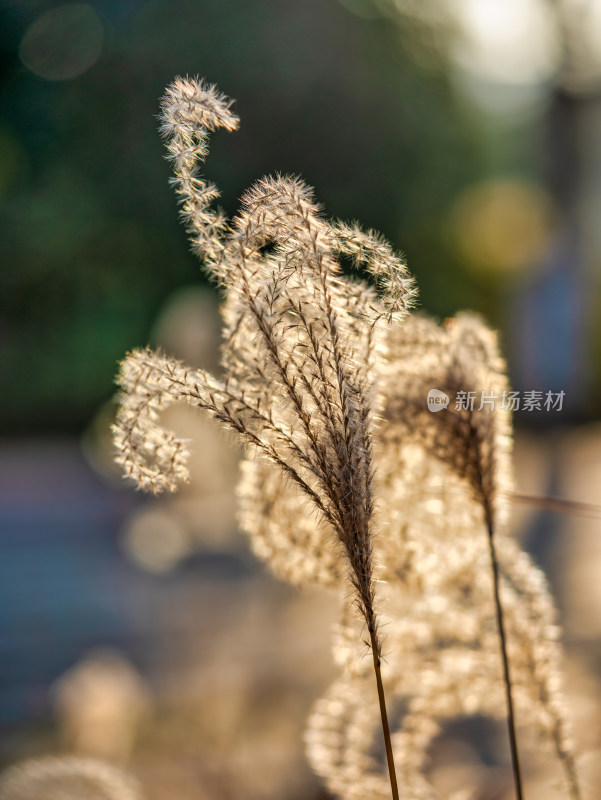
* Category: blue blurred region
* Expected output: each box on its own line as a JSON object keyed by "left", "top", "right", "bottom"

{"left": 0, "top": 440, "right": 257, "bottom": 731}
{"left": 511, "top": 229, "right": 586, "bottom": 418}
{"left": 0, "top": 442, "right": 140, "bottom": 723}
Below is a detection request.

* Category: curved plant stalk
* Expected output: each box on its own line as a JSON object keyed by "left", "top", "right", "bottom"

{"left": 370, "top": 627, "right": 400, "bottom": 800}
{"left": 486, "top": 513, "right": 524, "bottom": 800}
{"left": 379, "top": 312, "right": 581, "bottom": 800}
{"left": 113, "top": 76, "right": 581, "bottom": 800}
{"left": 114, "top": 76, "right": 415, "bottom": 800}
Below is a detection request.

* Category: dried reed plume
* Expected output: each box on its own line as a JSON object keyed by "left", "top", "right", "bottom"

{"left": 304, "top": 314, "right": 580, "bottom": 800}
{"left": 114, "top": 75, "right": 416, "bottom": 800}
{"left": 0, "top": 757, "right": 142, "bottom": 800}
{"left": 378, "top": 313, "right": 580, "bottom": 800}
{"left": 255, "top": 312, "right": 580, "bottom": 799}
{"left": 113, "top": 76, "right": 580, "bottom": 800}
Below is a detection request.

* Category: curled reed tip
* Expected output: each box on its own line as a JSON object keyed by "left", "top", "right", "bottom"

{"left": 113, "top": 75, "right": 581, "bottom": 800}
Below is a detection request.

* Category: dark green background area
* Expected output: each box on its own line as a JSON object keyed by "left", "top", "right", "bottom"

{"left": 0, "top": 0, "right": 592, "bottom": 433}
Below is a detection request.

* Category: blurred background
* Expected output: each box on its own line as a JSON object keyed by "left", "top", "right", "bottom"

{"left": 1, "top": 0, "right": 601, "bottom": 798}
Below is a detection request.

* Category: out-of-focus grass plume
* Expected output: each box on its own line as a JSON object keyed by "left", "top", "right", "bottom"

{"left": 112, "top": 74, "right": 581, "bottom": 800}
{"left": 0, "top": 757, "right": 142, "bottom": 800}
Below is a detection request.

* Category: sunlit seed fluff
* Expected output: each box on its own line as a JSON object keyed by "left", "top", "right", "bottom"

{"left": 159, "top": 77, "right": 240, "bottom": 275}
{"left": 114, "top": 75, "right": 580, "bottom": 800}
{"left": 316, "top": 561, "right": 578, "bottom": 799}
{"left": 304, "top": 310, "right": 579, "bottom": 799}
{"left": 364, "top": 311, "right": 580, "bottom": 800}
{"left": 116, "top": 75, "right": 416, "bottom": 678}
{"left": 0, "top": 757, "right": 142, "bottom": 800}
{"left": 381, "top": 312, "right": 513, "bottom": 532}
{"left": 237, "top": 454, "right": 343, "bottom": 588}
{"left": 307, "top": 651, "right": 522, "bottom": 800}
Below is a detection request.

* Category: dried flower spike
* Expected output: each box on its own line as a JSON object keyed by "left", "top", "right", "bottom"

{"left": 113, "top": 75, "right": 580, "bottom": 800}
{"left": 114, "top": 75, "right": 417, "bottom": 800}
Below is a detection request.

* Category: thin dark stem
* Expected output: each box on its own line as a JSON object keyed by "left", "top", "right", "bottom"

{"left": 369, "top": 628, "right": 400, "bottom": 800}
{"left": 486, "top": 516, "right": 524, "bottom": 800}
{"left": 511, "top": 491, "right": 601, "bottom": 520}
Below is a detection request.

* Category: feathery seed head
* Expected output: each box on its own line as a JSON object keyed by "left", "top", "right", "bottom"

{"left": 113, "top": 75, "right": 580, "bottom": 800}
{"left": 114, "top": 76, "right": 420, "bottom": 654}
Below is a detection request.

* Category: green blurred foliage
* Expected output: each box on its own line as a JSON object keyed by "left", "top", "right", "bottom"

{"left": 1, "top": 0, "right": 499, "bottom": 433}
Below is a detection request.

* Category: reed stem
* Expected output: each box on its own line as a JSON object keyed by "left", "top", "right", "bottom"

{"left": 369, "top": 627, "right": 400, "bottom": 800}
{"left": 486, "top": 516, "right": 524, "bottom": 800}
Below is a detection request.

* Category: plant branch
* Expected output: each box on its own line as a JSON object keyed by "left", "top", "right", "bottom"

{"left": 486, "top": 514, "right": 524, "bottom": 800}
{"left": 369, "top": 626, "right": 399, "bottom": 800}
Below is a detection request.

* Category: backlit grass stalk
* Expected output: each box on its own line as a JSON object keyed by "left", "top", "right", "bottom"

{"left": 114, "top": 76, "right": 415, "bottom": 800}
{"left": 113, "top": 76, "right": 581, "bottom": 800}
{"left": 485, "top": 513, "right": 523, "bottom": 800}
{"left": 380, "top": 313, "right": 581, "bottom": 800}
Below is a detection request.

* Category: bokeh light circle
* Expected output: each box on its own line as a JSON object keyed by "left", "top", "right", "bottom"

{"left": 453, "top": 0, "right": 559, "bottom": 86}
{"left": 19, "top": 4, "right": 103, "bottom": 82}
{"left": 448, "top": 179, "right": 555, "bottom": 276}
